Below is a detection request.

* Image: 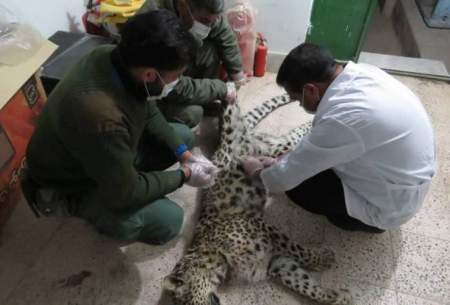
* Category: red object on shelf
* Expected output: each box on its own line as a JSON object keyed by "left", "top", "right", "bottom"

{"left": 254, "top": 33, "right": 267, "bottom": 77}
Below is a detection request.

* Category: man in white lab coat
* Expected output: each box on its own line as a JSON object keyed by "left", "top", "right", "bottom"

{"left": 242, "top": 43, "right": 436, "bottom": 233}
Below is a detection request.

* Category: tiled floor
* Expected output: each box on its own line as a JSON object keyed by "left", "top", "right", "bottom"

{"left": 1, "top": 73, "right": 449, "bottom": 305}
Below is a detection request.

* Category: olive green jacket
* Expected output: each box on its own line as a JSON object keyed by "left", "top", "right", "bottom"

{"left": 26, "top": 45, "right": 185, "bottom": 211}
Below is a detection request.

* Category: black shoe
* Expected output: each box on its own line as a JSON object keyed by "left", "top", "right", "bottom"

{"left": 203, "top": 100, "right": 224, "bottom": 117}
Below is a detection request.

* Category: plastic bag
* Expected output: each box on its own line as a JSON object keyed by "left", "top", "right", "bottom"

{"left": 226, "top": 0, "right": 257, "bottom": 76}
{"left": 0, "top": 5, "right": 44, "bottom": 66}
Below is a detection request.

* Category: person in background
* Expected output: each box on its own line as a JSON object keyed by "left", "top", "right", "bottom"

{"left": 241, "top": 43, "right": 436, "bottom": 233}
{"left": 22, "top": 10, "right": 218, "bottom": 245}
{"left": 137, "top": 0, "right": 247, "bottom": 127}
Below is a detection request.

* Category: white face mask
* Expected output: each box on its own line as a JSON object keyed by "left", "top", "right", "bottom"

{"left": 186, "top": 5, "right": 212, "bottom": 40}
{"left": 190, "top": 20, "right": 211, "bottom": 40}
{"left": 145, "top": 71, "right": 179, "bottom": 101}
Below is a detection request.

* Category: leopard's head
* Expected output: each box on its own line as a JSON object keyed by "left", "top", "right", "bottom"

{"left": 163, "top": 253, "right": 227, "bottom": 305}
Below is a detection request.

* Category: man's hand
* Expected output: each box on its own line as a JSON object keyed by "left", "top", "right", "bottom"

{"left": 183, "top": 152, "right": 216, "bottom": 170}
{"left": 180, "top": 151, "right": 219, "bottom": 188}
{"left": 224, "top": 82, "right": 237, "bottom": 105}
{"left": 241, "top": 156, "right": 277, "bottom": 178}
{"left": 183, "top": 162, "right": 217, "bottom": 187}
{"left": 241, "top": 156, "right": 264, "bottom": 178}
{"left": 258, "top": 156, "right": 277, "bottom": 167}
{"left": 230, "top": 71, "right": 249, "bottom": 90}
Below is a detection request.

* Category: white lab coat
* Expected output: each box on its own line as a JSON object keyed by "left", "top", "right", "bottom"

{"left": 261, "top": 62, "right": 436, "bottom": 229}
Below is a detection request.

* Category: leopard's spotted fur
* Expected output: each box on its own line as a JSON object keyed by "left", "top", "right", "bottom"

{"left": 164, "top": 95, "right": 352, "bottom": 305}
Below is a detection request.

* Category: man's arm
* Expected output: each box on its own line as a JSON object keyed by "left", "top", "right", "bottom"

{"left": 144, "top": 100, "right": 185, "bottom": 151}
{"left": 261, "top": 118, "right": 366, "bottom": 193}
{"left": 69, "top": 127, "right": 184, "bottom": 211}
{"left": 166, "top": 76, "right": 228, "bottom": 105}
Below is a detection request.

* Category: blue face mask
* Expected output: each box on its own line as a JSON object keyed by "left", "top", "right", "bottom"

{"left": 144, "top": 71, "right": 179, "bottom": 101}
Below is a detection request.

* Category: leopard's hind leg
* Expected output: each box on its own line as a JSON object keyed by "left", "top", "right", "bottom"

{"left": 267, "top": 224, "right": 335, "bottom": 272}
{"left": 264, "top": 225, "right": 352, "bottom": 304}
{"left": 268, "top": 256, "right": 352, "bottom": 305}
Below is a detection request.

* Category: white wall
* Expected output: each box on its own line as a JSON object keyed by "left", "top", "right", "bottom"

{"left": 1, "top": 0, "right": 313, "bottom": 53}
{"left": 0, "top": 0, "right": 86, "bottom": 38}
{"left": 249, "top": 0, "right": 313, "bottom": 54}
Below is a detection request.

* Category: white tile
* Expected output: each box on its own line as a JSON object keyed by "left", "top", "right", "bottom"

{"left": 397, "top": 292, "right": 443, "bottom": 305}
{"left": 401, "top": 180, "right": 450, "bottom": 242}
{"left": 320, "top": 278, "right": 398, "bottom": 305}
{"left": 393, "top": 76, "right": 450, "bottom": 242}
{"left": 264, "top": 195, "right": 326, "bottom": 245}
{"left": 322, "top": 223, "right": 397, "bottom": 289}
{"left": 391, "top": 230, "right": 450, "bottom": 303}
{"left": 219, "top": 281, "right": 318, "bottom": 305}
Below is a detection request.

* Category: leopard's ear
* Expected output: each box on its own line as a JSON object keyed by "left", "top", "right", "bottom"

{"left": 209, "top": 292, "right": 221, "bottom": 305}
{"left": 162, "top": 274, "right": 184, "bottom": 292}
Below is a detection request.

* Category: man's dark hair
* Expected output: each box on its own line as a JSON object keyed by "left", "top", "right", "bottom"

{"left": 189, "top": 0, "right": 224, "bottom": 14}
{"left": 118, "top": 9, "right": 196, "bottom": 70}
{"left": 276, "top": 43, "right": 337, "bottom": 92}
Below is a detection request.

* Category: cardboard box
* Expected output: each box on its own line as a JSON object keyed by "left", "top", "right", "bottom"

{"left": 0, "top": 40, "right": 57, "bottom": 229}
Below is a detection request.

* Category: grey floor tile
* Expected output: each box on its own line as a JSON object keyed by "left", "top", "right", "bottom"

{"left": 0, "top": 198, "right": 63, "bottom": 303}
{"left": 4, "top": 219, "right": 142, "bottom": 305}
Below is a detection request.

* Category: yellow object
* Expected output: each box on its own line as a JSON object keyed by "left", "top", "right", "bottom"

{"left": 99, "top": 0, "right": 144, "bottom": 17}
{"left": 87, "top": 0, "right": 145, "bottom": 26}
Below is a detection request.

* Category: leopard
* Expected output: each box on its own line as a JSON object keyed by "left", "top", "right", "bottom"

{"left": 163, "top": 94, "right": 352, "bottom": 305}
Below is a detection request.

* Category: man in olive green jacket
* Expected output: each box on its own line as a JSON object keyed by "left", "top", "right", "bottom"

{"left": 137, "top": 0, "right": 246, "bottom": 127}
{"left": 23, "top": 10, "right": 217, "bottom": 245}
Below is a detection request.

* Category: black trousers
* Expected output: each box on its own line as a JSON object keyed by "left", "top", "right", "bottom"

{"left": 285, "top": 170, "right": 384, "bottom": 233}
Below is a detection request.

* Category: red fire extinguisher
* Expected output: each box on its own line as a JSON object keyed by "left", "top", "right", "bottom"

{"left": 254, "top": 33, "right": 267, "bottom": 77}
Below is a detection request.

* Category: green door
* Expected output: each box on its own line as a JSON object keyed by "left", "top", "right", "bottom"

{"left": 306, "top": 0, "right": 377, "bottom": 61}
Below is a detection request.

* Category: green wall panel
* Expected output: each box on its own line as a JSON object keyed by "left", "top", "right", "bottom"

{"left": 306, "top": 0, "right": 377, "bottom": 61}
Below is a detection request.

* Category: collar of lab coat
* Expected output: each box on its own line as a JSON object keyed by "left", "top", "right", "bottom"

{"left": 313, "top": 61, "right": 361, "bottom": 126}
